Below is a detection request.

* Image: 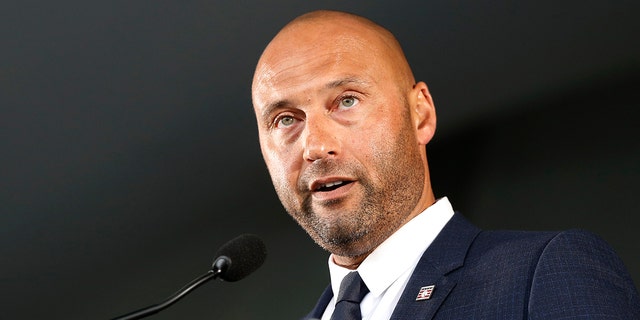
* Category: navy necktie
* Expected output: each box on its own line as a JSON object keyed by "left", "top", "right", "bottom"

{"left": 330, "top": 272, "right": 370, "bottom": 320}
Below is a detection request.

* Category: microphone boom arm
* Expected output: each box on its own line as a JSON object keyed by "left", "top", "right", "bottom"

{"left": 109, "top": 233, "right": 265, "bottom": 320}
{"left": 111, "top": 268, "right": 222, "bottom": 320}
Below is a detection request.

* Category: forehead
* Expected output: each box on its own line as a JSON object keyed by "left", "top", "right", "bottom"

{"left": 252, "top": 22, "right": 395, "bottom": 108}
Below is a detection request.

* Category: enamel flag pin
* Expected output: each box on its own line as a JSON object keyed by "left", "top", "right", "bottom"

{"left": 415, "top": 285, "right": 435, "bottom": 301}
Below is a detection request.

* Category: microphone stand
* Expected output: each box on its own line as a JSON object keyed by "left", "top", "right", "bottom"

{"left": 111, "top": 259, "right": 226, "bottom": 320}
{"left": 109, "top": 233, "right": 266, "bottom": 320}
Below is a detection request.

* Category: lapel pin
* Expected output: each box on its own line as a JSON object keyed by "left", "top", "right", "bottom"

{"left": 415, "top": 285, "right": 435, "bottom": 301}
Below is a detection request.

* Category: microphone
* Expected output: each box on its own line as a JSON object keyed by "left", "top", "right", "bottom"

{"left": 212, "top": 233, "right": 267, "bottom": 281}
{"left": 111, "top": 234, "right": 267, "bottom": 320}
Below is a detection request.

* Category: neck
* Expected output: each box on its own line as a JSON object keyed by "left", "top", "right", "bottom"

{"left": 332, "top": 252, "right": 369, "bottom": 270}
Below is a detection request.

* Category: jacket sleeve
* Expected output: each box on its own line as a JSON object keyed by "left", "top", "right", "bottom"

{"left": 528, "top": 229, "right": 640, "bottom": 319}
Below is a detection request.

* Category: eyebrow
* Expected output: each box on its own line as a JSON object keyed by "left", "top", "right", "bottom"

{"left": 325, "top": 76, "right": 369, "bottom": 89}
{"left": 259, "top": 76, "right": 370, "bottom": 124}
{"left": 260, "top": 99, "right": 292, "bottom": 126}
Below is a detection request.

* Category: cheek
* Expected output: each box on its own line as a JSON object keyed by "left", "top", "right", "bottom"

{"left": 355, "top": 117, "right": 411, "bottom": 178}
{"left": 355, "top": 121, "right": 394, "bottom": 152}
{"left": 262, "top": 143, "right": 301, "bottom": 187}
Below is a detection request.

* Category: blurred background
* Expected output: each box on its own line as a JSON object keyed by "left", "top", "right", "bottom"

{"left": 1, "top": 1, "right": 638, "bottom": 319}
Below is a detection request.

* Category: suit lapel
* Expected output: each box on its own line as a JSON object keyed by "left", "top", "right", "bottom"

{"left": 390, "top": 213, "right": 480, "bottom": 320}
{"left": 303, "top": 285, "right": 333, "bottom": 320}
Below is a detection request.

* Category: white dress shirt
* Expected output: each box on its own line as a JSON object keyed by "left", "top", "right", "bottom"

{"left": 320, "top": 197, "right": 455, "bottom": 320}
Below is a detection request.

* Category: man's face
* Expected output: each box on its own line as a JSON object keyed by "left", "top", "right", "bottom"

{"left": 252, "top": 21, "right": 427, "bottom": 258}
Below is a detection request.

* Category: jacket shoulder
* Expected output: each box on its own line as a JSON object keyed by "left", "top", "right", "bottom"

{"left": 527, "top": 229, "right": 640, "bottom": 319}
{"left": 445, "top": 229, "right": 640, "bottom": 319}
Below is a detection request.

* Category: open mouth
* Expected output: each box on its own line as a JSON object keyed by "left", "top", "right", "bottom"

{"left": 315, "top": 180, "right": 354, "bottom": 192}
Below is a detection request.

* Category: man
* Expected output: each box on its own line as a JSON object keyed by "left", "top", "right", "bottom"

{"left": 251, "top": 10, "right": 640, "bottom": 320}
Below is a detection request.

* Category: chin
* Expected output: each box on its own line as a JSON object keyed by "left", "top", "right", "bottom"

{"left": 321, "top": 231, "right": 375, "bottom": 257}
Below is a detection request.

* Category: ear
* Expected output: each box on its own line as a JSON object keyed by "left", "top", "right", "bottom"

{"left": 410, "top": 81, "right": 437, "bottom": 145}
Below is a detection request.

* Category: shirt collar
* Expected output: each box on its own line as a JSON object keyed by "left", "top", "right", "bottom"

{"left": 327, "top": 197, "right": 455, "bottom": 297}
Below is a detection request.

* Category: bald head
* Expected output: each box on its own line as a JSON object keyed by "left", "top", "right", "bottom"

{"left": 252, "top": 10, "right": 416, "bottom": 108}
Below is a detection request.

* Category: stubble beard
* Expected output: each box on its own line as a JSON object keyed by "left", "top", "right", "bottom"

{"left": 275, "top": 114, "right": 425, "bottom": 257}
{"left": 300, "top": 164, "right": 377, "bottom": 257}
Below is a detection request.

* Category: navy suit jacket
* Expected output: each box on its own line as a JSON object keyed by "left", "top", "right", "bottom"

{"left": 304, "top": 213, "right": 640, "bottom": 319}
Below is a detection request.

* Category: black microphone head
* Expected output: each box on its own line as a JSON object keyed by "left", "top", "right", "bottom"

{"left": 212, "top": 234, "right": 267, "bottom": 282}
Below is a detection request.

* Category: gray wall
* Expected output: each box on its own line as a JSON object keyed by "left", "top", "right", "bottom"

{"left": 1, "top": 1, "right": 638, "bottom": 319}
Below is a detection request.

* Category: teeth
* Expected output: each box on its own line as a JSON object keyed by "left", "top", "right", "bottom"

{"left": 321, "top": 181, "right": 344, "bottom": 188}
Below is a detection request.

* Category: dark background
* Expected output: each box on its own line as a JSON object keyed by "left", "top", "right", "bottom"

{"left": 1, "top": 1, "right": 638, "bottom": 319}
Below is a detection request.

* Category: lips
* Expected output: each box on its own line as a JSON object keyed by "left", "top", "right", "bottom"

{"left": 315, "top": 180, "right": 353, "bottom": 192}
{"left": 308, "top": 178, "right": 356, "bottom": 202}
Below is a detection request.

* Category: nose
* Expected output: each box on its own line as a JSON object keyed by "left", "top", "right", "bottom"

{"left": 302, "top": 116, "right": 341, "bottom": 162}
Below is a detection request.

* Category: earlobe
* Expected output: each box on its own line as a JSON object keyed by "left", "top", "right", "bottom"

{"left": 411, "top": 82, "right": 437, "bottom": 145}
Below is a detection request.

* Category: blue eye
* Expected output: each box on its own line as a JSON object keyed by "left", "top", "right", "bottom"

{"left": 339, "top": 96, "right": 359, "bottom": 108}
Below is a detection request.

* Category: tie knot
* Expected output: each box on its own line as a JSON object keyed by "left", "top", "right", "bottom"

{"left": 336, "top": 272, "right": 369, "bottom": 304}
